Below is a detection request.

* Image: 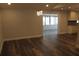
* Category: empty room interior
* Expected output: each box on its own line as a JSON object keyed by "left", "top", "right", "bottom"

{"left": 0, "top": 3, "right": 79, "bottom": 56}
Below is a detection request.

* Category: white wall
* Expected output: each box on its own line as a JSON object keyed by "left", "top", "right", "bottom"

{"left": 0, "top": 10, "right": 3, "bottom": 54}
{"left": 2, "top": 9, "right": 43, "bottom": 40}
{"left": 58, "top": 11, "right": 68, "bottom": 34}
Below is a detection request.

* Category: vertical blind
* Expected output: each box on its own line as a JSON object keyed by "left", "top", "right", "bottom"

{"left": 43, "top": 16, "right": 58, "bottom": 25}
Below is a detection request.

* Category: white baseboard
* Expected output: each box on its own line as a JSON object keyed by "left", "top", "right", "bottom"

{"left": 0, "top": 34, "right": 42, "bottom": 54}
{"left": 0, "top": 40, "right": 4, "bottom": 54}
{"left": 4, "top": 34, "right": 43, "bottom": 41}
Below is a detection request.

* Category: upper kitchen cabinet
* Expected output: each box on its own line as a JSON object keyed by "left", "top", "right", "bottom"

{"left": 68, "top": 11, "right": 78, "bottom": 20}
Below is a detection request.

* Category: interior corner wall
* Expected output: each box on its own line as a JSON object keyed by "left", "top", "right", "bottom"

{"left": 2, "top": 9, "right": 43, "bottom": 40}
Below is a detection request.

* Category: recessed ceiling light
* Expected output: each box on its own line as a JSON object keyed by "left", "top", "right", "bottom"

{"left": 8, "top": 3, "right": 11, "bottom": 5}
{"left": 61, "top": 8, "right": 64, "bottom": 10}
{"left": 68, "top": 6, "right": 71, "bottom": 9}
{"left": 46, "top": 4, "right": 49, "bottom": 7}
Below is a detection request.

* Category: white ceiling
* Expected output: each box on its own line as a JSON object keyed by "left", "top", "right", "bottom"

{"left": 0, "top": 3, "right": 79, "bottom": 11}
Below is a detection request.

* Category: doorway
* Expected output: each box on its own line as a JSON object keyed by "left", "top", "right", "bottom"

{"left": 43, "top": 14, "right": 58, "bottom": 40}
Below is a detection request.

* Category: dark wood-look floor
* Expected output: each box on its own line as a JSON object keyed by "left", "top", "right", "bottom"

{"left": 1, "top": 33, "right": 79, "bottom": 56}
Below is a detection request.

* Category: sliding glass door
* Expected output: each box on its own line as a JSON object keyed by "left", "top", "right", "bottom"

{"left": 43, "top": 16, "right": 58, "bottom": 31}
